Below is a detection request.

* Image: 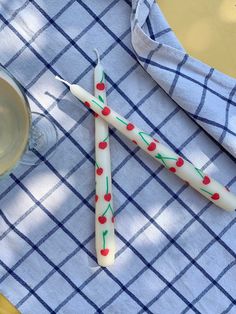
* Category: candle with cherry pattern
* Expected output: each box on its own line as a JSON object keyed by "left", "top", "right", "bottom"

{"left": 55, "top": 76, "right": 236, "bottom": 212}
{"left": 93, "top": 49, "right": 115, "bottom": 267}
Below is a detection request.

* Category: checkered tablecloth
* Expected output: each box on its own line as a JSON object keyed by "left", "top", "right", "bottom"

{"left": 1, "top": 0, "right": 236, "bottom": 313}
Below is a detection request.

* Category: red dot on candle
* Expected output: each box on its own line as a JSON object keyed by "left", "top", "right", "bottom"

{"left": 102, "top": 106, "right": 110, "bottom": 116}
{"left": 84, "top": 101, "right": 90, "bottom": 108}
{"left": 96, "top": 82, "right": 105, "bottom": 91}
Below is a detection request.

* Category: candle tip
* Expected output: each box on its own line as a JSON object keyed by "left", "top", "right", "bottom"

{"left": 55, "top": 75, "right": 71, "bottom": 87}
{"left": 93, "top": 48, "right": 100, "bottom": 65}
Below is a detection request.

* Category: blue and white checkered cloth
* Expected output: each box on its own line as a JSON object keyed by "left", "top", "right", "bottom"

{"left": 0, "top": 0, "right": 236, "bottom": 313}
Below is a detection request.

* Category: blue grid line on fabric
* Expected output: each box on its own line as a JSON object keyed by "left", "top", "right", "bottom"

{"left": 6, "top": 167, "right": 158, "bottom": 312}
{"left": 0, "top": 26, "right": 134, "bottom": 201}
{"left": 0, "top": 110, "right": 91, "bottom": 203}
{"left": 29, "top": 0, "right": 137, "bottom": 67}
{"left": 77, "top": 0, "right": 137, "bottom": 59}
{"left": 141, "top": 217, "right": 236, "bottom": 312}
{"left": 194, "top": 68, "right": 214, "bottom": 117}
{"left": 108, "top": 135, "right": 236, "bottom": 282}
{"left": 187, "top": 110, "right": 236, "bottom": 139}
{"left": 0, "top": 59, "right": 162, "bottom": 296}
{"left": 153, "top": 27, "right": 172, "bottom": 39}
{"left": 23, "top": 0, "right": 122, "bottom": 90}
{"left": 0, "top": 0, "right": 30, "bottom": 32}
{"left": 3, "top": 88, "right": 167, "bottom": 308}
{"left": 112, "top": 178, "right": 236, "bottom": 305}
{"left": 16, "top": 232, "right": 95, "bottom": 308}
{"left": 2, "top": 0, "right": 236, "bottom": 174}
{"left": 106, "top": 204, "right": 212, "bottom": 313}
{"left": 219, "top": 83, "right": 236, "bottom": 143}
{"left": 4, "top": 0, "right": 76, "bottom": 69}
{"left": 1, "top": 207, "right": 94, "bottom": 286}
{"left": 0, "top": 210, "right": 101, "bottom": 313}
{"left": 169, "top": 54, "right": 188, "bottom": 96}
{"left": 137, "top": 55, "right": 236, "bottom": 107}
{"left": 8, "top": 125, "right": 201, "bottom": 312}
{"left": 221, "top": 302, "right": 236, "bottom": 314}
{"left": 1, "top": 0, "right": 203, "bottom": 172}
{"left": 1, "top": 78, "right": 157, "bottom": 241}
{"left": 143, "top": 0, "right": 152, "bottom": 10}
{"left": 143, "top": 44, "right": 162, "bottom": 71}
{"left": 0, "top": 259, "right": 56, "bottom": 313}
{"left": 55, "top": 129, "right": 205, "bottom": 312}
{"left": 1, "top": 7, "right": 154, "bottom": 190}
{"left": 116, "top": 235, "right": 201, "bottom": 314}
{"left": 95, "top": 150, "right": 234, "bottom": 312}
{"left": 4, "top": 126, "right": 233, "bottom": 310}
{"left": 181, "top": 260, "right": 236, "bottom": 314}
{"left": 146, "top": 16, "right": 155, "bottom": 40}
{"left": 6, "top": 91, "right": 234, "bottom": 312}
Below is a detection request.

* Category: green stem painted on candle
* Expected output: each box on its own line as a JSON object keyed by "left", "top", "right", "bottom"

{"left": 103, "top": 134, "right": 109, "bottom": 142}
{"left": 92, "top": 99, "right": 104, "bottom": 109}
{"left": 102, "top": 230, "right": 108, "bottom": 249}
{"left": 106, "top": 176, "right": 109, "bottom": 194}
{"left": 95, "top": 161, "right": 99, "bottom": 168}
{"left": 102, "top": 203, "right": 114, "bottom": 216}
{"left": 195, "top": 167, "right": 204, "bottom": 179}
{"left": 100, "top": 71, "right": 105, "bottom": 83}
{"left": 138, "top": 132, "right": 150, "bottom": 145}
{"left": 155, "top": 153, "right": 177, "bottom": 167}
{"left": 155, "top": 153, "right": 168, "bottom": 167}
{"left": 116, "top": 116, "right": 128, "bottom": 126}
{"left": 200, "top": 188, "right": 213, "bottom": 196}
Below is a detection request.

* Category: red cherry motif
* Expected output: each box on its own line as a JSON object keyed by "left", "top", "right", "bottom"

{"left": 96, "top": 168, "right": 103, "bottom": 176}
{"left": 100, "top": 248, "right": 109, "bottom": 256}
{"left": 98, "top": 216, "right": 107, "bottom": 224}
{"left": 99, "top": 142, "right": 107, "bottom": 149}
{"left": 104, "top": 193, "right": 111, "bottom": 202}
{"left": 176, "top": 157, "right": 184, "bottom": 167}
{"left": 132, "top": 140, "right": 137, "bottom": 145}
{"left": 102, "top": 106, "right": 110, "bottom": 116}
{"left": 147, "top": 142, "right": 157, "bottom": 151}
{"left": 94, "top": 112, "right": 99, "bottom": 118}
{"left": 111, "top": 216, "right": 115, "bottom": 223}
{"left": 211, "top": 193, "right": 220, "bottom": 200}
{"left": 127, "top": 123, "right": 134, "bottom": 131}
{"left": 84, "top": 101, "right": 90, "bottom": 108}
{"left": 96, "top": 82, "right": 105, "bottom": 91}
{"left": 202, "top": 176, "right": 211, "bottom": 185}
{"left": 95, "top": 195, "right": 98, "bottom": 202}
{"left": 169, "top": 167, "right": 176, "bottom": 173}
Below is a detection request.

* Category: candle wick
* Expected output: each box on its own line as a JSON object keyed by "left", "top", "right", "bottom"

{"left": 55, "top": 75, "right": 71, "bottom": 87}
{"left": 93, "top": 48, "right": 100, "bottom": 65}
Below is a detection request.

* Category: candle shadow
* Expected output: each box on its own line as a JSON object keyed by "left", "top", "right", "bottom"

{"left": 45, "top": 91, "right": 86, "bottom": 122}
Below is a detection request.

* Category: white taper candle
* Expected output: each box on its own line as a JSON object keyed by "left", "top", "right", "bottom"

{"left": 55, "top": 76, "right": 236, "bottom": 212}
{"left": 93, "top": 49, "right": 115, "bottom": 267}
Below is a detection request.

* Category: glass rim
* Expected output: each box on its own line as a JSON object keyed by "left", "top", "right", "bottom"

{"left": 0, "top": 64, "right": 32, "bottom": 177}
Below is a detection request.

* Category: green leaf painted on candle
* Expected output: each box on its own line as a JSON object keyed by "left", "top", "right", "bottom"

{"left": 98, "top": 95, "right": 104, "bottom": 103}
{"left": 103, "top": 230, "right": 108, "bottom": 236}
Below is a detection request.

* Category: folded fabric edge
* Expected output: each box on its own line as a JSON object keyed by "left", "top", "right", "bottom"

{"left": 131, "top": 0, "right": 236, "bottom": 159}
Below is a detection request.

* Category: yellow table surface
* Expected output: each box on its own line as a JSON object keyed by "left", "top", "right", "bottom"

{"left": 158, "top": 0, "right": 236, "bottom": 78}
{"left": 0, "top": 294, "right": 20, "bottom": 314}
